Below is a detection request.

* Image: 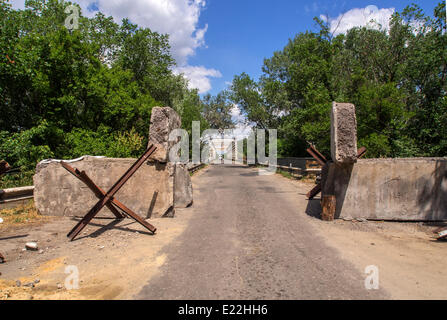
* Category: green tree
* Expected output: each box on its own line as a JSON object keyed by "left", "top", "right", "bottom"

{"left": 230, "top": 2, "right": 446, "bottom": 158}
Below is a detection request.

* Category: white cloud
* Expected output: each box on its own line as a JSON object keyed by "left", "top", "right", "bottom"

{"left": 232, "top": 123, "right": 253, "bottom": 139}
{"left": 9, "top": 0, "right": 24, "bottom": 9}
{"left": 230, "top": 104, "right": 254, "bottom": 139}
{"left": 174, "top": 65, "right": 221, "bottom": 94}
{"left": 230, "top": 104, "right": 245, "bottom": 124}
{"left": 327, "top": 5, "right": 395, "bottom": 36}
{"left": 10, "top": 0, "right": 220, "bottom": 93}
{"left": 73, "top": 0, "right": 207, "bottom": 66}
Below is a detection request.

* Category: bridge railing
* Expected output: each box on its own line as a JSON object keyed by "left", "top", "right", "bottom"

{"left": 187, "top": 163, "right": 205, "bottom": 174}
{"left": 0, "top": 186, "right": 34, "bottom": 209}
{"left": 257, "top": 161, "right": 321, "bottom": 179}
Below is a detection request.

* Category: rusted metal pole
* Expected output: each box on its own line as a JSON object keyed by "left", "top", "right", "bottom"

{"left": 306, "top": 184, "right": 322, "bottom": 200}
{"left": 61, "top": 162, "right": 124, "bottom": 219}
{"left": 67, "top": 145, "right": 156, "bottom": 241}
{"left": 306, "top": 146, "right": 367, "bottom": 200}
{"left": 306, "top": 146, "right": 327, "bottom": 167}
{"left": 0, "top": 160, "right": 11, "bottom": 175}
{"left": 357, "top": 146, "right": 367, "bottom": 159}
{"left": 321, "top": 195, "right": 336, "bottom": 221}
{"left": 61, "top": 161, "right": 157, "bottom": 235}
{"left": 77, "top": 170, "right": 156, "bottom": 233}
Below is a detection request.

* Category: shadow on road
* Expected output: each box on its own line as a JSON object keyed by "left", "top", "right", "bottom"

{"left": 239, "top": 172, "right": 259, "bottom": 177}
{"left": 305, "top": 199, "right": 322, "bottom": 219}
{"left": 0, "top": 234, "right": 29, "bottom": 241}
{"left": 70, "top": 217, "right": 155, "bottom": 241}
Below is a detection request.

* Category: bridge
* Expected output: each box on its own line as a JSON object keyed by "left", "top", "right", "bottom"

{"left": 136, "top": 163, "right": 386, "bottom": 299}
{"left": 2, "top": 104, "right": 446, "bottom": 300}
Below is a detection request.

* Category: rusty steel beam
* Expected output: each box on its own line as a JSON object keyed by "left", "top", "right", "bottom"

{"left": 306, "top": 146, "right": 367, "bottom": 200}
{"left": 66, "top": 144, "right": 157, "bottom": 241}
{"left": 99, "top": 191, "right": 157, "bottom": 234}
{"left": 61, "top": 162, "right": 124, "bottom": 219}
{"left": 357, "top": 146, "right": 367, "bottom": 159}
{"left": 305, "top": 145, "right": 327, "bottom": 200}
{"left": 306, "top": 184, "right": 322, "bottom": 200}
{"left": 306, "top": 146, "right": 327, "bottom": 167}
{"left": 0, "top": 160, "right": 11, "bottom": 175}
{"left": 77, "top": 171, "right": 156, "bottom": 233}
{"left": 61, "top": 161, "right": 157, "bottom": 235}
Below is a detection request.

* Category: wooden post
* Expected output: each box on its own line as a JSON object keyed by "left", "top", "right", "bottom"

{"left": 321, "top": 195, "right": 336, "bottom": 221}
{"left": 0, "top": 160, "right": 10, "bottom": 175}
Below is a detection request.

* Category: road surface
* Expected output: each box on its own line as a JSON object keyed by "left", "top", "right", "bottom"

{"left": 137, "top": 165, "right": 388, "bottom": 299}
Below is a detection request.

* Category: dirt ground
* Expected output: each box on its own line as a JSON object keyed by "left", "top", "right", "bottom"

{"left": 286, "top": 177, "right": 447, "bottom": 300}
{"left": 310, "top": 218, "right": 447, "bottom": 299}
{"left": 0, "top": 209, "right": 197, "bottom": 300}
{"left": 0, "top": 169, "right": 208, "bottom": 300}
{"left": 1, "top": 166, "right": 446, "bottom": 300}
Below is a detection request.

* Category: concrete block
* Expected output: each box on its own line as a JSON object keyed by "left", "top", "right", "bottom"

{"left": 34, "top": 157, "right": 174, "bottom": 219}
{"left": 331, "top": 102, "right": 357, "bottom": 164}
{"left": 148, "top": 107, "right": 181, "bottom": 163}
{"left": 322, "top": 158, "right": 447, "bottom": 221}
{"left": 174, "top": 163, "right": 193, "bottom": 208}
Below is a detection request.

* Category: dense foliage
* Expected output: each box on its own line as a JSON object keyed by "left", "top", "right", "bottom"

{"left": 1, "top": 1, "right": 445, "bottom": 188}
{"left": 0, "top": 0, "right": 235, "bottom": 187}
{"left": 230, "top": 3, "right": 446, "bottom": 158}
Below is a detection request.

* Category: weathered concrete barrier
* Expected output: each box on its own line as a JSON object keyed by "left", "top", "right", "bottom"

{"left": 322, "top": 158, "right": 447, "bottom": 221}
{"left": 34, "top": 157, "right": 175, "bottom": 218}
{"left": 34, "top": 107, "right": 193, "bottom": 219}
{"left": 317, "top": 102, "right": 447, "bottom": 221}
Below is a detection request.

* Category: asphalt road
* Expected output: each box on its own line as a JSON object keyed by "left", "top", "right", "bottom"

{"left": 137, "top": 165, "right": 388, "bottom": 299}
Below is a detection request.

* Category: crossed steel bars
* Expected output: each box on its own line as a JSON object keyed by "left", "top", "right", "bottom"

{"left": 61, "top": 145, "right": 157, "bottom": 241}
{"left": 306, "top": 145, "right": 367, "bottom": 200}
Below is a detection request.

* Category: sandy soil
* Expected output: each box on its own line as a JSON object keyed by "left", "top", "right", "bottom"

{"left": 1, "top": 166, "right": 446, "bottom": 300}
{"left": 0, "top": 212, "right": 195, "bottom": 300}
{"left": 286, "top": 177, "right": 447, "bottom": 300}
{"left": 0, "top": 167, "right": 208, "bottom": 300}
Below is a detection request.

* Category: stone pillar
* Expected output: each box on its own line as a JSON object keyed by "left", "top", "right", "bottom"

{"left": 34, "top": 106, "right": 193, "bottom": 219}
{"left": 330, "top": 102, "right": 358, "bottom": 164}
{"left": 147, "top": 106, "right": 193, "bottom": 209}
{"left": 173, "top": 163, "right": 193, "bottom": 208}
{"left": 148, "top": 107, "right": 182, "bottom": 163}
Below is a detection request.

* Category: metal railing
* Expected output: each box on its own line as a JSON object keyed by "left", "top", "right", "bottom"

{"left": 0, "top": 186, "right": 34, "bottom": 207}
{"left": 257, "top": 162, "right": 321, "bottom": 176}
{"left": 187, "top": 163, "right": 205, "bottom": 173}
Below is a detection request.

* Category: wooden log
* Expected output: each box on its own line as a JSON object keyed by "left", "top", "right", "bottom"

{"left": 321, "top": 195, "right": 336, "bottom": 221}
{"left": 0, "top": 160, "right": 10, "bottom": 175}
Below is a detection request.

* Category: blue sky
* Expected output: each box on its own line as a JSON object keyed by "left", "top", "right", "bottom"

{"left": 10, "top": 0, "right": 441, "bottom": 96}
{"left": 191, "top": 0, "right": 440, "bottom": 95}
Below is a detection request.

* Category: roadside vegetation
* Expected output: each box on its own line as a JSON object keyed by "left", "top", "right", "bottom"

{"left": 0, "top": 0, "right": 233, "bottom": 188}
{"left": 0, "top": 201, "right": 43, "bottom": 228}
{"left": 0, "top": 1, "right": 445, "bottom": 189}
{"left": 230, "top": 2, "right": 446, "bottom": 159}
